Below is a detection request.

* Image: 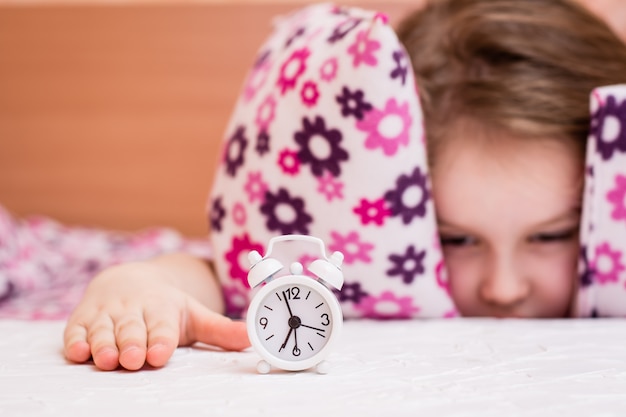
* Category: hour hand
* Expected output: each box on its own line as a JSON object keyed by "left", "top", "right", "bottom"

{"left": 279, "top": 328, "right": 293, "bottom": 352}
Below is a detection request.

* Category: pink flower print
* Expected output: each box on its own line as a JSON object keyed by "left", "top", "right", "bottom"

{"left": 278, "top": 148, "right": 301, "bottom": 176}
{"left": 436, "top": 259, "right": 450, "bottom": 294}
{"left": 353, "top": 198, "right": 391, "bottom": 226}
{"left": 443, "top": 309, "right": 459, "bottom": 318}
{"left": 317, "top": 172, "right": 344, "bottom": 201}
{"left": 254, "top": 95, "right": 277, "bottom": 132}
{"left": 592, "top": 242, "right": 625, "bottom": 284}
{"left": 300, "top": 80, "right": 320, "bottom": 107}
{"left": 607, "top": 174, "right": 626, "bottom": 222}
{"left": 277, "top": 47, "right": 310, "bottom": 95}
{"left": 298, "top": 253, "right": 318, "bottom": 277}
{"left": 319, "top": 57, "right": 338, "bottom": 82}
{"left": 232, "top": 202, "right": 246, "bottom": 226}
{"left": 355, "top": 291, "right": 420, "bottom": 319}
{"left": 244, "top": 171, "right": 269, "bottom": 204}
{"left": 347, "top": 29, "right": 381, "bottom": 68}
{"left": 223, "top": 285, "right": 249, "bottom": 319}
{"left": 243, "top": 59, "right": 271, "bottom": 102}
{"left": 357, "top": 98, "right": 412, "bottom": 156}
{"left": 225, "top": 233, "right": 264, "bottom": 287}
{"left": 328, "top": 230, "right": 374, "bottom": 264}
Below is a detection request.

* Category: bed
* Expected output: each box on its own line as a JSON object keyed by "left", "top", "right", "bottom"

{"left": 3, "top": 318, "right": 626, "bottom": 416}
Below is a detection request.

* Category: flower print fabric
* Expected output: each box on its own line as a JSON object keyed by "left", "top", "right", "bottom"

{"left": 577, "top": 84, "right": 626, "bottom": 317}
{"left": 208, "top": 3, "right": 457, "bottom": 319}
{"left": 0, "top": 205, "right": 211, "bottom": 319}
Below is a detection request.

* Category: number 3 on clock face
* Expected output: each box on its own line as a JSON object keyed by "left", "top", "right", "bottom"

{"left": 247, "top": 275, "right": 343, "bottom": 371}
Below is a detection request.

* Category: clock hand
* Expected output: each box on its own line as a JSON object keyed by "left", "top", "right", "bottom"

{"left": 282, "top": 290, "right": 294, "bottom": 318}
{"left": 279, "top": 327, "right": 293, "bottom": 352}
{"left": 299, "top": 324, "right": 325, "bottom": 332}
{"left": 292, "top": 329, "right": 301, "bottom": 357}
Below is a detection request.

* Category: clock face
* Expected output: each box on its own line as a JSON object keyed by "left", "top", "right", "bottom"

{"left": 251, "top": 279, "right": 337, "bottom": 363}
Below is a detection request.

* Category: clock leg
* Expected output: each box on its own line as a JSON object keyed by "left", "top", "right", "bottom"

{"left": 315, "top": 361, "right": 330, "bottom": 375}
{"left": 256, "top": 360, "right": 271, "bottom": 374}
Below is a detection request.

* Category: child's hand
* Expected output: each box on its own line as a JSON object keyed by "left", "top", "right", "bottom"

{"left": 63, "top": 256, "right": 249, "bottom": 371}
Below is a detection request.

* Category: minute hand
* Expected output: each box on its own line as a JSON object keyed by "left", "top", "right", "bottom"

{"left": 283, "top": 291, "right": 294, "bottom": 318}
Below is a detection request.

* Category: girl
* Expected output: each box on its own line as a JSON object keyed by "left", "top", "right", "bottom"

{"left": 63, "top": 0, "right": 626, "bottom": 371}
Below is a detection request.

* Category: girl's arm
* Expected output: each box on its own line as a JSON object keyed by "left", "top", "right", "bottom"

{"left": 63, "top": 253, "right": 249, "bottom": 371}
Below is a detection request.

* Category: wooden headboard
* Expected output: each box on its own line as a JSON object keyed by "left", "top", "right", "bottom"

{"left": 0, "top": 0, "right": 622, "bottom": 237}
{"left": 0, "top": 0, "right": 418, "bottom": 237}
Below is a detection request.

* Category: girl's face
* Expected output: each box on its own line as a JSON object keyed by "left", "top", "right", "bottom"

{"left": 431, "top": 132, "right": 582, "bottom": 318}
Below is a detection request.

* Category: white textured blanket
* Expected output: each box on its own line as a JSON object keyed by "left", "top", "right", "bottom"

{"left": 3, "top": 319, "right": 626, "bottom": 416}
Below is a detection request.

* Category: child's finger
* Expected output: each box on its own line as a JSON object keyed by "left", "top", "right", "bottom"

{"left": 114, "top": 313, "right": 149, "bottom": 371}
{"left": 144, "top": 305, "right": 180, "bottom": 368}
{"left": 63, "top": 321, "right": 91, "bottom": 363}
{"left": 86, "top": 314, "right": 120, "bottom": 371}
{"left": 187, "top": 299, "right": 250, "bottom": 351}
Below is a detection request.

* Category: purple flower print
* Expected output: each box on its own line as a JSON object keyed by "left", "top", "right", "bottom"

{"left": 336, "top": 281, "right": 369, "bottom": 304}
{"left": 256, "top": 131, "right": 270, "bottom": 156}
{"left": 607, "top": 174, "right": 626, "bottom": 222}
{"left": 390, "top": 49, "right": 408, "bottom": 85}
{"left": 316, "top": 172, "right": 344, "bottom": 201}
{"left": 592, "top": 242, "right": 625, "bottom": 284}
{"left": 277, "top": 148, "right": 301, "bottom": 176}
{"left": 356, "top": 98, "right": 412, "bottom": 156}
{"left": 384, "top": 167, "right": 430, "bottom": 224}
{"left": 300, "top": 80, "right": 320, "bottom": 107}
{"left": 260, "top": 187, "right": 313, "bottom": 234}
{"left": 254, "top": 95, "right": 277, "bottom": 133}
{"left": 336, "top": 86, "right": 373, "bottom": 120}
{"left": 347, "top": 29, "right": 381, "bottom": 67}
{"left": 277, "top": 47, "right": 310, "bottom": 95}
{"left": 224, "top": 233, "right": 264, "bottom": 287}
{"left": 327, "top": 18, "right": 362, "bottom": 43}
{"left": 387, "top": 245, "right": 426, "bottom": 284}
{"left": 209, "top": 196, "right": 226, "bottom": 232}
{"left": 244, "top": 171, "right": 269, "bottom": 204}
{"left": 285, "top": 26, "right": 306, "bottom": 48}
{"left": 353, "top": 198, "right": 391, "bottom": 226}
{"left": 355, "top": 291, "right": 420, "bottom": 319}
{"left": 590, "top": 94, "right": 626, "bottom": 160}
{"left": 224, "top": 126, "right": 248, "bottom": 177}
{"left": 223, "top": 285, "right": 249, "bottom": 319}
{"left": 328, "top": 230, "right": 374, "bottom": 264}
{"left": 319, "top": 57, "right": 338, "bottom": 82}
{"left": 294, "top": 115, "right": 349, "bottom": 177}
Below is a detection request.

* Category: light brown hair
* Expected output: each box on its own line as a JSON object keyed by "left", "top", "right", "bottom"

{"left": 396, "top": 0, "right": 626, "bottom": 164}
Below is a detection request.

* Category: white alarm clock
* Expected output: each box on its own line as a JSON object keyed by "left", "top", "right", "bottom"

{"left": 246, "top": 234, "right": 344, "bottom": 374}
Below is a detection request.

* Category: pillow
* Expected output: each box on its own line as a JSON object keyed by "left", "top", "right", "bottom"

{"left": 577, "top": 84, "right": 626, "bottom": 317}
{"left": 208, "top": 3, "right": 456, "bottom": 319}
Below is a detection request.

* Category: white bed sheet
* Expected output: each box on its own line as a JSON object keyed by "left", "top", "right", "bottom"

{"left": 2, "top": 319, "right": 626, "bottom": 416}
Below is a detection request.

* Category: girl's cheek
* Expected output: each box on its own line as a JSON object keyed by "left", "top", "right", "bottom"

{"left": 443, "top": 250, "right": 483, "bottom": 314}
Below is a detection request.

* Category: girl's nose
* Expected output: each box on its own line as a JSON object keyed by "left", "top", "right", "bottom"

{"left": 479, "top": 256, "right": 531, "bottom": 309}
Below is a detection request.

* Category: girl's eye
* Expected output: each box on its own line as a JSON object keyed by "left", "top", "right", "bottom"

{"left": 529, "top": 228, "right": 578, "bottom": 244}
{"left": 440, "top": 235, "right": 477, "bottom": 247}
